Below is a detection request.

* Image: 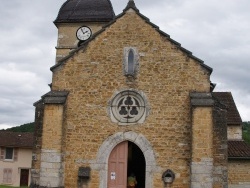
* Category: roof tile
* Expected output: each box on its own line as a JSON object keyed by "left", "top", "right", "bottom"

{"left": 54, "top": 0, "right": 115, "bottom": 23}
{"left": 0, "top": 131, "right": 34, "bottom": 148}
{"left": 213, "top": 92, "right": 242, "bottom": 125}
{"left": 228, "top": 140, "right": 250, "bottom": 159}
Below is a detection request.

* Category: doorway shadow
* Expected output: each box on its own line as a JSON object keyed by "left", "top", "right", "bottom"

{"left": 127, "top": 141, "right": 146, "bottom": 188}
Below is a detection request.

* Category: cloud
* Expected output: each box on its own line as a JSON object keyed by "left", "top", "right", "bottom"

{"left": 0, "top": 0, "right": 249, "bottom": 129}
{"left": 0, "top": 63, "right": 48, "bottom": 126}
{"left": 0, "top": 0, "right": 64, "bottom": 128}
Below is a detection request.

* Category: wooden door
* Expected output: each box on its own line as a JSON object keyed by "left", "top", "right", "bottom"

{"left": 108, "top": 141, "right": 128, "bottom": 188}
{"left": 20, "top": 169, "right": 29, "bottom": 186}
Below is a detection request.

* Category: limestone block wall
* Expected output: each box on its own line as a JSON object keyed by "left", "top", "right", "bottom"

{"left": 228, "top": 126, "right": 242, "bottom": 140}
{"left": 213, "top": 105, "right": 228, "bottom": 188}
{"left": 49, "top": 10, "right": 211, "bottom": 188}
{"left": 191, "top": 106, "right": 214, "bottom": 188}
{"left": 31, "top": 101, "right": 44, "bottom": 185}
{"left": 56, "top": 22, "right": 107, "bottom": 62}
{"left": 40, "top": 104, "right": 64, "bottom": 187}
{"left": 228, "top": 160, "right": 250, "bottom": 188}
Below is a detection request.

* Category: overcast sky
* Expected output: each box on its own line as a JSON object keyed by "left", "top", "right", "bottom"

{"left": 0, "top": 0, "right": 249, "bottom": 129}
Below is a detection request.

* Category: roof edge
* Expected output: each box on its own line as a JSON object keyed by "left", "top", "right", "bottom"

{"left": 54, "top": 0, "right": 115, "bottom": 26}
{"left": 228, "top": 157, "right": 250, "bottom": 160}
{"left": 123, "top": 0, "right": 139, "bottom": 12}
{"left": 51, "top": 1, "right": 213, "bottom": 75}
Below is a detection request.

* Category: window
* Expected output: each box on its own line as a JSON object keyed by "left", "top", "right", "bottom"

{"left": 3, "top": 168, "right": 12, "bottom": 184}
{"left": 109, "top": 90, "right": 150, "bottom": 125}
{"left": 127, "top": 49, "right": 135, "bottom": 75}
{"left": 123, "top": 47, "right": 139, "bottom": 77}
{"left": 5, "top": 148, "right": 14, "bottom": 160}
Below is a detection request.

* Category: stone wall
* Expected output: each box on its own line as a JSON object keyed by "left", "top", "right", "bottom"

{"left": 39, "top": 104, "right": 64, "bottom": 187}
{"left": 190, "top": 93, "right": 214, "bottom": 188}
{"left": 213, "top": 103, "right": 228, "bottom": 188}
{"left": 50, "top": 9, "right": 211, "bottom": 188}
{"left": 228, "top": 126, "right": 242, "bottom": 140}
{"left": 31, "top": 101, "right": 44, "bottom": 186}
{"left": 228, "top": 160, "right": 250, "bottom": 188}
{"left": 56, "top": 22, "right": 107, "bottom": 62}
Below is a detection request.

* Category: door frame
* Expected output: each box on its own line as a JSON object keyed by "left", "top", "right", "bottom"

{"left": 20, "top": 168, "right": 29, "bottom": 186}
{"left": 96, "top": 131, "right": 157, "bottom": 188}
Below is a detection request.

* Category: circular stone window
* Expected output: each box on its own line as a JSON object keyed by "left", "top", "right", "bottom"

{"left": 109, "top": 90, "right": 149, "bottom": 125}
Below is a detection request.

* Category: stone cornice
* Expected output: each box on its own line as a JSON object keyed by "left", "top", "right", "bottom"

{"left": 190, "top": 92, "right": 214, "bottom": 107}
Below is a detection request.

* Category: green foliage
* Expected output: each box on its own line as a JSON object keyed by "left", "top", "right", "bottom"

{"left": 243, "top": 131, "right": 250, "bottom": 144}
{"left": 243, "top": 121, "right": 250, "bottom": 130}
{"left": 243, "top": 121, "right": 250, "bottom": 144}
{"left": 1, "top": 122, "right": 35, "bottom": 132}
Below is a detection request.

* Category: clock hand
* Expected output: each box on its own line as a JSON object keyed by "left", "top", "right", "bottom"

{"left": 81, "top": 28, "right": 89, "bottom": 35}
{"left": 81, "top": 28, "right": 85, "bottom": 35}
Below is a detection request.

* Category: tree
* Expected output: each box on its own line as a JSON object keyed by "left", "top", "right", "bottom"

{"left": 1, "top": 122, "right": 35, "bottom": 132}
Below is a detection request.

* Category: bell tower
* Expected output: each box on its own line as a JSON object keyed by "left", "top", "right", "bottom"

{"left": 54, "top": 0, "right": 115, "bottom": 62}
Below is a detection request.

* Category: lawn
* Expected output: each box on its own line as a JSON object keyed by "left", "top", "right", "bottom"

{"left": 0, "top": 186, "right": 28, "bottom": 188}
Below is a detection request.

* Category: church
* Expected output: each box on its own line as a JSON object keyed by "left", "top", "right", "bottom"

{"left": 30, "top": 0, "right": 250, "bottom": 188}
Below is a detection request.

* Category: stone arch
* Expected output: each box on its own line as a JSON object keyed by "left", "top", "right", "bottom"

{"left": 95, "top": 131, "right": 157, "bottom": 188}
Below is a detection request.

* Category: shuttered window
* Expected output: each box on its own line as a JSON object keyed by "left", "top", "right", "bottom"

{"left": 14, "top": 148, "right": 18, "bottom": 161}
{"left": 0, "top": 147, "right": 4, "bottom": 160}
{"left": 3, "top": 168, "right": 12, "bottom": 183}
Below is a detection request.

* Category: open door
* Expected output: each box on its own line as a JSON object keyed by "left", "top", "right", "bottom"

{"left": 107, "top": 141, "right": 146, "bottom": 188}
{"left": 127, "top": 142, "right": 146, "bottom": 188}
{"left": 108, "top": 141, "right": 128, "bottom": 188}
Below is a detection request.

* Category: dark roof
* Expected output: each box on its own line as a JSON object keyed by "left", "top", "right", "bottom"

{"left": 54, "top": 0, "right": 115, "bottom": 24}
{"left": 0, "top": 132, "right": 34, "bottom": 148}
{"left": 51, "top": 0, "right": 213, "bottom": 75}
{"left": 213, "top": 92, "right": 242, "bottom": 125}
{"left": 34, "top": 90, "right": 69, "bottom": 106}
{"left": 228, "top": 141, "right": 250, "bottom": 159}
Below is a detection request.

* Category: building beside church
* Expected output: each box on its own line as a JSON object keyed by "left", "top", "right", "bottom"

{"left": 0, "top": 132, "right": 33, "bottom": 187}
{"left": 30, "top": 0, "right": 250, "bottom": 187}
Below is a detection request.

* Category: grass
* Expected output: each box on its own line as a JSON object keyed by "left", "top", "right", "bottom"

{"left": 243, "top": 130, "right": 250, "bottom": 144}
{"left": 0, "top": 186, "right": 28, "bottom": 188}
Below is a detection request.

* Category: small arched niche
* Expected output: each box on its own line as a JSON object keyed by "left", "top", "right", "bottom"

{"left": 123, "top": 47, "right": 139, "bottom": 77}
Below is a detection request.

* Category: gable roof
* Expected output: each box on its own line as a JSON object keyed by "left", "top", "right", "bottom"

{"left": 0, "top": 131, "right": 34, "bottom": 148}
{"left": 213, "top": 92, "right": 242, "bottom": 125}
{"left": 54, "top": 0, "right": 115, "bottom": 24}
{"left": 228, "top": 140, "right": 250, "bottom": 159}
{"left": 51, "top": 0, "right": 213, "bottom": 75}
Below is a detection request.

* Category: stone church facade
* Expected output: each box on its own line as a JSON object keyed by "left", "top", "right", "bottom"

{"left": 30, "top": 0, "right": 250, "bottom": 188}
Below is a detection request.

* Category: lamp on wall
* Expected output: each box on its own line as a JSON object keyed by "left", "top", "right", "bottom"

{"left": 162, "top": 169, "right": 175, "bottom": 184}
{"left": 78, "top": 167, "right": 91, "bottom": 188}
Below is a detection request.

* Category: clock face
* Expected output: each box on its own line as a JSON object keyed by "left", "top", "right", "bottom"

{"left": 76, "top": 26, "right": 92, "bottom": 41}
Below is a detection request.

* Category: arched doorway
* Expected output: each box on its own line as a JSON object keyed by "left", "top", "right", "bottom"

{"left": 107, "top": 141, "right": 146, "bottom": 188}
{"left": 96, "top": 131, "right": 157, "bottom": 188}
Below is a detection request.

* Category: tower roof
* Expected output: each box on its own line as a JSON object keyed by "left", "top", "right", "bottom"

{"left": 54, "top": 0, "right": 115, "bottom": 24}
